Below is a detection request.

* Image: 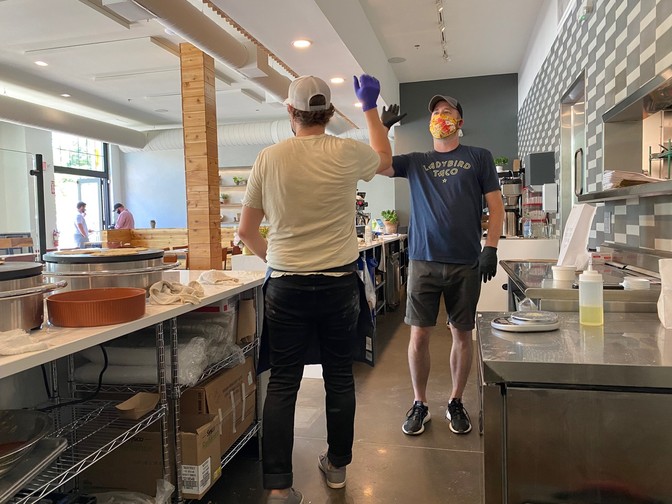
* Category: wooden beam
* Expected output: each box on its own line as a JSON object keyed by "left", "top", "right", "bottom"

{"left": 180, "top": 43, "right": 221, "bottom": 270}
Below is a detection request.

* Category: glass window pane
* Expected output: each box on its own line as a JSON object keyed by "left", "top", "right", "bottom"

{"left": 52, "top": 132, "right": 105, "bottom": 171}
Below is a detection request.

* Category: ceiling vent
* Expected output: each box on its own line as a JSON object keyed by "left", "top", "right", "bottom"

{"left": 102, "top": 0, "right": 156, "bottom": 22}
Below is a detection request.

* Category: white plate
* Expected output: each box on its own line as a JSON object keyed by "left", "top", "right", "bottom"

{"left": 491, "top": 317, "right": 560, "bottom": 332}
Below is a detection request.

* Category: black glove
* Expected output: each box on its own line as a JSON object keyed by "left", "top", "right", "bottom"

{"left": 479, "top": 246, "right": 498, "bottom": 283}
{"left": 381, "top": 104, "right": 407, "bottom": 129}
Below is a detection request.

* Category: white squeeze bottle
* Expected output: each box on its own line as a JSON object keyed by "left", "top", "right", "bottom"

{"left": 579, "top": 261, "right": 604, "bottom": 326}
{"left": 364, "top": 220, "right": 373, "bottom": 245}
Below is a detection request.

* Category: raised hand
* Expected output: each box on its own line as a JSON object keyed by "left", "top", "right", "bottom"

{"left": 353, "top": 74, "right": 380, "bottom": 112}
{"left": 381, "top": 104, "right": 407, "bottom": 129}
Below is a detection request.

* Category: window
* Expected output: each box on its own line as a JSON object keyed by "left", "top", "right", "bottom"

{"left": 52, "top": 132, "right": 105, "bottom": 171}
{"left": 52, "top": 133, "right": 111, "bottom": 246}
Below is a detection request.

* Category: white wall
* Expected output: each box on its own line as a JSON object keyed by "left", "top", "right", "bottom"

{"left": 119, "top": 149, "right": 187, "bottom": 229}
{"left": 0, "top": 122, "right": 56, "bottom": 250}
{"left": 25, "top": 127, "right": 56, "bottom": 250}
{"left": 518, "top": 0, "right": 561, "bottom": 108}
{"left": 0, "top": 123, "right": 31, "bottom": 233}
{"left": 119, "top": 142, "right": 398, "bottom": 228}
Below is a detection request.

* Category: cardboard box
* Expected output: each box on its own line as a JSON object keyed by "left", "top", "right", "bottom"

{"left": 236, "top": 299, "right": 256, "bottom": 344}
{"left": 181, "top": 357, "right": 257, "bottom": 455}
{"left": 81, "top": 413, "right": 222, "bottom": 500}
{"left": 179, "top": 414, "right": 223, "bottom": 499}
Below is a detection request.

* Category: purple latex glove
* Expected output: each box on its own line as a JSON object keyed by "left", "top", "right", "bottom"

{"left": 353, "top": 74, "right": 380, "bottom": 112}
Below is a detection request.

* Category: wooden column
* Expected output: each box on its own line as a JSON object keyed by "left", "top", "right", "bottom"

{"left": 179, "top": 43, "right": 221, "bottom": 270}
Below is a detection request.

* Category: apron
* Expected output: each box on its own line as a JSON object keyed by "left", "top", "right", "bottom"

{"left": 257, "top": 260, "right": 374, "bottom": 374}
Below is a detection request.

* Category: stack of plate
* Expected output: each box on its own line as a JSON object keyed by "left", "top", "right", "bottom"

{"left": 0, "top": 410, "right": 52, "bottom": 476}
{"left": 491, "top": 310, "right": 560, "bottom": 332}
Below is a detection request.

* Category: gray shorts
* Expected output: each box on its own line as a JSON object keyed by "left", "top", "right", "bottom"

{"left": 404, "top": 260, "right": 481, "bottom": 331}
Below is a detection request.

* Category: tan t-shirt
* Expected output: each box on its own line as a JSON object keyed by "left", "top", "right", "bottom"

{"left": 242, "top": 134, "right": 379, "bottom": 272}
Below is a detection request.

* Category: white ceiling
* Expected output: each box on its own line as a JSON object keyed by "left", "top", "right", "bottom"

{"left": 0, "top": 0, "right": 547, "bottom": 142}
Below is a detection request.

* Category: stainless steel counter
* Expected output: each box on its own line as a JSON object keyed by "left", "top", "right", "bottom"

{"left": 478, "top": 311, "right": 672, "bottom": 503}
{"left": 478, "top": 311, "right": 672, "bottom": 388}
{"left": 500, "top": 260, "right": 660, "bottom": 311}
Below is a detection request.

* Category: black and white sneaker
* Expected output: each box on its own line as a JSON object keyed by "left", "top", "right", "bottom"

{"left": 402, "top": 401, "right": 431, "bottom": 435}
{"left": 446, "top": 398, "right": 472, "bottom": 434}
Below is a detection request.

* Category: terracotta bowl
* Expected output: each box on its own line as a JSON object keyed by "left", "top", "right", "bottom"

{"left": 47, "top": 287, "right": 146, "bottom": 327}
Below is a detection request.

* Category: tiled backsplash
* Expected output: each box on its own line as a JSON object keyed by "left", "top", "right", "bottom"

{"left": 518, "top": 0, "right": 672, "bottom": 252}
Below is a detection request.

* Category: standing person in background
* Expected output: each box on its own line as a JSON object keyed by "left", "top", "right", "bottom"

{"left": 238, "top": 74, "right": 392, "bottom": 504}
{"left": 378, "top": 95, "right": 504, "bottom": 436}
{"left": 113, "top": 203, "right": 135, "bottom": 229}
{"left": 74, "top": 201, "right": 89, "bottom": 248}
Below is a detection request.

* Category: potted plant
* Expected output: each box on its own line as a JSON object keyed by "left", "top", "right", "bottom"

{"left": 381, "top": 209, "right": 399, "bottom": 234}
{"left": 220, "top": 193, "right": 231, "bottom": 204}
{"left": 233, "top": 176, "right": 247, "bottom": 186}
{"left": 494, "top": 156, "right": 509, "bottom": 173}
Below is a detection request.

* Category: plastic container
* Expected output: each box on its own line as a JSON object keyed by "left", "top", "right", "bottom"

{"left": 364, "top": 222, "right": 373, "bottom": 245}
{"left": 579, "top": 268, "right": 603, "bottom": 326}
{"left": 552, "top": 265, "right": 576, "bottom": 281}
{"left": 622, "top": 277, "right": 651, "bottom": 290}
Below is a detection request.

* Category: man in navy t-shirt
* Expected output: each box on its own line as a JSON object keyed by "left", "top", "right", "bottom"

{"left": 378, "top": 96, "right": 504, "bottom": 436}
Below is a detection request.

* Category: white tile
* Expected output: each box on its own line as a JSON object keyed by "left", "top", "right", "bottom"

{"left": 615, "top": 205, "right": 627, "bottom": 215}
{"left": 614, "top": 0, "right": 627, "bottom": 18}
{"left": 639, "top": 214, "right": 655, "bottom": 226}
{"left": 626, "top": 224, "right": 639, "bottom": 235}
{"left": 654, "top": 238, "right": 672, "bottom": 252}
{"left": 640, "top": 41, "right": 655, "bottom": 63}
{"left": 614, "top": 233, "right": 627, "bottom": 243}
{"left": 615, "top": 32, "right": 628, "bottom": 52}
{"left": 641, "top": 8, "right": 656, "bottom": 32}
{"left": 626, "top": 38, "right": 640, "bottom": 56}
{"left": 656, "top": 51, "right": 672, "bottom": 75}
{"left": 656, "top": 12, "right": 672, "bottom": 38}
{"left": 626, "top": 67, "right": 641, "bottom": 86}
{"left": 654, "top": 201, "right": 672, "bottom": 215}
{"left": 626, "top": 2, "right": 641, "bottom": 25}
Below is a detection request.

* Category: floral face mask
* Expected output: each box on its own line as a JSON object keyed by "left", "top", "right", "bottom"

{"left": 429, "top": 113, "right": 460, "bottom": 139}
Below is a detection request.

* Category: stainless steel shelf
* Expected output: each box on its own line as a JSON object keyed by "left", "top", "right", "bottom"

{"left": 190, "top": 339, "right": 258, "bottom": 387}
{"left": 577, "top": 179, "right": 672, "bottom": 202}
{"left": 220, "top": 421, "right": 261, "bottom": 470}
{"left": 11, "top": 400, "right": 165, "bottom": 504}
{"left": 73, "top": 340, "right": 259, "bottom": 396}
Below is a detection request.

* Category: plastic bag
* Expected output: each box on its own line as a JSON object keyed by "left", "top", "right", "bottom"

{"left": 93, "top": 479, "right": 174, "bottom": 504}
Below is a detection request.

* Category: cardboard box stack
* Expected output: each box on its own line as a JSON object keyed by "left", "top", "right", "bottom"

{"left": 81, "top": 414, "right": 222, "bottom": 500}
{"left": 181, "top": 357, "right": 257, "bottom": 456}
{"left": 81, "top": 358, "right": 256, "bottom": 499}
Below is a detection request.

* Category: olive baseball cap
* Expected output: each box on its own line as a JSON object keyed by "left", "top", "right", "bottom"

{"left": 428, "top": 95, "right": 463, "bottom": 118}
{"left": 284, "top": 76, "right": 331, "bottom": 112}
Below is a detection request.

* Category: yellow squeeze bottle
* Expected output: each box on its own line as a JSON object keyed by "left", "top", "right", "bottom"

{"left": 579, "top": 261, "right": 604, "bottom": 326}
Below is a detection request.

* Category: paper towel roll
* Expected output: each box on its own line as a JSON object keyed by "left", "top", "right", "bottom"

{"left": 658, "top": 259, "right": 672, "bottom": 329}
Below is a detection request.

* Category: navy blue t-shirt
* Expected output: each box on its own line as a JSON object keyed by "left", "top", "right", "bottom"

{"left": 393, "top": 145, "right": 500, "bottom": 264}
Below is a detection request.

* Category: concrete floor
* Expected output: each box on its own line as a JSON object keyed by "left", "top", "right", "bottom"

{"left": 204, "top": 304, "right": 484, "bottom": 503}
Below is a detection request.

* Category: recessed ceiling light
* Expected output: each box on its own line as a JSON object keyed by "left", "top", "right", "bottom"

{"left": 154, "top": 109, "right": 169, "bottom": 113}
{"left": 292, "top": 39, "right": 312, "bottom": 49}
{"left": 354, "top": 102, "right": 362, "bottom": 108}
{"left": 388, "top": 57, "right": 406, "bottom": 64}
{"left": 60, "top": 93, "right": 71, "bottom": 98}
{"left": 34, "top": 61, "right": 48, "bottom": 67}
{"left": 330, "top": 77, "right": 345, "bottom": 84}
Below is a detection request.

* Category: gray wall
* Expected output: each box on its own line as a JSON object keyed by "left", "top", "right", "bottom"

{"left": 393, "top": 74, "right": 518, "bottom": 224}
{"left": 396, "top": 73, "right": 518, "bottom": 163}
{"left": 518, "top": 0, "right": 672, "bottom": 252}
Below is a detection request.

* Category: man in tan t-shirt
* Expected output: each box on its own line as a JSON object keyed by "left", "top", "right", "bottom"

{"left": 239, "top": 74, "right": 391, "bottom": 504}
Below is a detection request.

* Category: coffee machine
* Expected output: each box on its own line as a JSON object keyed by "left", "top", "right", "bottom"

{"left": 355, "top": 191, "right": 370, "bottom": 237}
{"left": 499, "top": 171, "right": 522, "bottom": 237}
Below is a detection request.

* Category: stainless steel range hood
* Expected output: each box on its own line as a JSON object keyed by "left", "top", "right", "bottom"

{"left": 603, "top": 66, "right": 672, "bottom": 122}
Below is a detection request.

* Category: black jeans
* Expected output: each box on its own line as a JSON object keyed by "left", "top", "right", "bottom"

{"left": 262, "top": 273, "right": 360, "bottom": 490}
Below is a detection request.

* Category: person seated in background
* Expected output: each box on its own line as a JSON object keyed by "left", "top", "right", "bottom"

{"left": 113, "top": 203, "right": 135, "bottom": 229}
